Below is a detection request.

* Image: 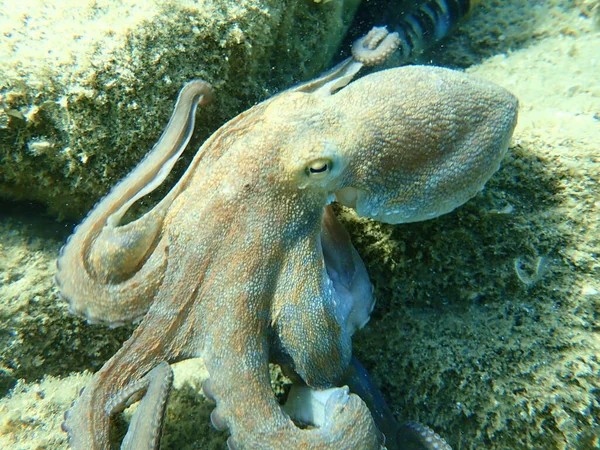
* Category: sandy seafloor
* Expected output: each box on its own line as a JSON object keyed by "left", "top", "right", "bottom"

{"left": 0, "top": 1, "right": 599, "bottom": 449}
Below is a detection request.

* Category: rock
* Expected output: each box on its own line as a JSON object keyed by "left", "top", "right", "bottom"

{"left": 0, "top": 0, "right": 360, "bottom": 218}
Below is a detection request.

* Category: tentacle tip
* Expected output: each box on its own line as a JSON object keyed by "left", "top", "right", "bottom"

{"left": 351, "top": 26, "right": 400, "bottom": 66}
{"left": 401, "top": 421, "right": 453, "bottom": 450}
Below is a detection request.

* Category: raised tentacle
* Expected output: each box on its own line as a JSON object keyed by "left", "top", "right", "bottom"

{"left": 288, "top": 24, "right": 401, "bottom": 97}
{"left": 55, "top": 80, "right": 212, "bottom": 325}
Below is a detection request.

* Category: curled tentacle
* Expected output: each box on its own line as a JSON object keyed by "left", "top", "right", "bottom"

{"left": 351, "top": 26, "right": 401, "bottom": 65}
{"left": 354, "top": 0, "right": 481, "bottom": 65}
{"left": 55, "top": 80, "right": 212, "bottom": 326}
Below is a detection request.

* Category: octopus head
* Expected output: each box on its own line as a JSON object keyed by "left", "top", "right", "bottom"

{"left": 282, "top": 66, "right": 518, "bottom": 224}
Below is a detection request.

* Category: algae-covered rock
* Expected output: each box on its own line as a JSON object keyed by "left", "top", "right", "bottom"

{"left": 343, "top": 1, "right": 600, "bottom": 448}
{"left": 0, "top": 0, "right": 360, "bottom": 218}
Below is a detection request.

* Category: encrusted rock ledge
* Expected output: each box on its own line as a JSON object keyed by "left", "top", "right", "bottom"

{"left": 0, "top": 0, "right": 359, "bottom": 218}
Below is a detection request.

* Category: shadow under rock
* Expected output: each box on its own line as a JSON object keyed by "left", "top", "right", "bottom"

{"left": 343, "top": 144, "right": 573, "bottom": 448}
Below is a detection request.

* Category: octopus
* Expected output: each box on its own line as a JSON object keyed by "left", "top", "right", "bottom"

{"left": 55, "top": 26, "right": 518, "bottom": 450}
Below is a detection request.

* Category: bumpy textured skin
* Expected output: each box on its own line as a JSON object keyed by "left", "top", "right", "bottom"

{"left": 56, "top": 57, "right": 517, "bottom": 448}
{"left": 352, "top": 26, "right": 401, "bottom": 65}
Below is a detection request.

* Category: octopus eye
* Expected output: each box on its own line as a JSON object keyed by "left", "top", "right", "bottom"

{"left": 306, "top": 159, "right": 332, "bottom": 177}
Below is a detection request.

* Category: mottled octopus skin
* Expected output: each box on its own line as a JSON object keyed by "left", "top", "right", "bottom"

{"left": 56, "top": 51, "right": 518, "bottom": 448}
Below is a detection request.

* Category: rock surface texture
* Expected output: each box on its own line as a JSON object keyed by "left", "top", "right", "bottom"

{"left": 0, "top": 0, "right": 359, "bottom": 218}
